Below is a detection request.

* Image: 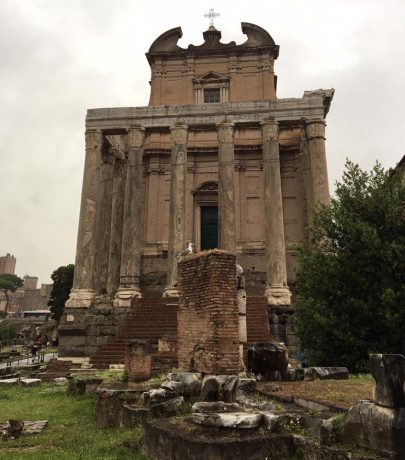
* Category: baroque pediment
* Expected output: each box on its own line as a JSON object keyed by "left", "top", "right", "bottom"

{"left": 192, "top": 72, "right": 229, "bottom": 84}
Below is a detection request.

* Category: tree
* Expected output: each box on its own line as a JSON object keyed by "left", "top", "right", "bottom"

{"left": 295, "top": 160, "right": 405, "bottom": 372}
{"left": 47, "top": 264, "right": 74, "bottom": 322}
{"left": 0, "top": 274, "right": 23, "bottom": 314}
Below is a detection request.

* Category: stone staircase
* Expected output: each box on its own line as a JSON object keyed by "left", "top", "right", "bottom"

{"left": 246, "top": 296, "right": 272, "bottom": 343}
{"left": 89, "top": 298, "right": 178, "bottom": 370}
{"left": 88, "top": 295, "right": 271, "bottom": 369}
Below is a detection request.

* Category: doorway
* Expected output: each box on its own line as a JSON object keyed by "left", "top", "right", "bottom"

{"left": 200, "top": 206, "right": 218, "bottom": 250}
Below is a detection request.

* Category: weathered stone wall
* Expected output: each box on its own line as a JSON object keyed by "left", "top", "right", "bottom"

{"left": 177, "top": 250, "right": 239, "bottom": 374}
{"left": 58, "top": 299, "right": 128, "bottom": 357}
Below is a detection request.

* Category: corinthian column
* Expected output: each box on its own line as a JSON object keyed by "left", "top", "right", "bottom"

{"left": 114, "top": 126, "right": 145, "bottom": 306}
{"left": 261, "top": 119, "right": 291, "bottom": 306}
{"left": 163, "top": 124, "right": 188, "bottom": 298}
{"left": 217, "top": 122, "right": 236, "bottom": 253}
{"left": 107, "top": 158, "right": 125, "bottom": 294}
{"left": 306, "top": 119, "right": 330, "bottom": 212}
{"left": 66, "top": 129, "right": 103, "bottom": 308}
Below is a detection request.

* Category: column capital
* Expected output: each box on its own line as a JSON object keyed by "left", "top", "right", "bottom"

{"left": 170, "top": 124, "right": 188, "bottom": 144}
{"left": 127, "top": 126, "right": 145, "bottom": 149}
{"left": 306, "top": 119, "right": 326, "bottom": 140}
{"left": 85, "top": 129, "right": 103, "bottom": 149}
{"left": 217, "top": 122, "right": 234, "bottom": 143}
{"left": 261, "top": 118, "right": 278, "bottom": 140}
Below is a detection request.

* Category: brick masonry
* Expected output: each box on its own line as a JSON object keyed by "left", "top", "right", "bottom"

{"left": 177, "top": 250, "right": 239, "bottom": 374}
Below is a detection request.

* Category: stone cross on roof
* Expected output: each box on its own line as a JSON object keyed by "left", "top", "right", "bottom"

{"left": 204, "top": 8, "right": 220, "bottom": 28}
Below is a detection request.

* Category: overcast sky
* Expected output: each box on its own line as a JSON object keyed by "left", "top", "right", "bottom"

{"left": 1, "top": 0, "right": 404, "bottom": 284}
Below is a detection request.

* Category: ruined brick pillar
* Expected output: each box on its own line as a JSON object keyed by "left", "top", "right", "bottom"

{"left": 261, "top": 119, "right": 291, "bottom": 306}
{"left": 115, "top": 126, "right": 145, "bottom": 306}
{"left": 163, "top": 124, "right": 188, "bottom": 298}
{"left": 124, "top": 340, "right": 151, "bottom": 382}
{"left": 217, "top": 122, "right": 236, "bottom": 253}
{"left": 66, "top": 129, "right": 103, "bottom": 308}
{"left": 306, "top": 119, "right": 330, "bottom": 213}
{"left": 177, "top": 250, "right": 239, "bottom": 374}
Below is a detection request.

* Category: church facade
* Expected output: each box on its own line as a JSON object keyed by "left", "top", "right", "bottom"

{"left": 60, "top": 23, "right": 333, "bottom": 356}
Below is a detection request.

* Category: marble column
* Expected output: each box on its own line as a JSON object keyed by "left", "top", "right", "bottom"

{"left": 306, "top": 119, "right": 330, "bottom": 211}
{"left": 107, "top": 158, "right": 125, "bottom": 294}
{"left": 163, "top": 124, "right": 188, "bottom": 298}
{"left": 114, "top": 126, "right": 145, "bottom": 306}
{"left": 217, "top": 122, "right": 236, "bottom": 253}
{"left": 261, "top": 119, "right": 292, "bottom": 306}
{"left": 66, "top": 129, "right": 103, "bottom": 308}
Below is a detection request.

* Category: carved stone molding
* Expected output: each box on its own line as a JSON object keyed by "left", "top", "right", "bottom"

{"left": 170, "top": 124, "right": 188, "bottom": 145}
{"left": 217, "top": 122, "right": 234, "bottom": 143}
{"left": 306, "top": 119, "right": 326, "bottom": 140}
{"left": 127, "top": 126, "right": 145, "bottom": 149}
{"left": 85, "top": 129, "right": 103, "bottom": 150}
{"left": 261, "top": 119, "right": 278, "bottom": 141}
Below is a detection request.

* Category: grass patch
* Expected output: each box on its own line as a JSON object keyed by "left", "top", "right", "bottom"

{"left": 258, "top": 374, "right": 374, "bottom": 409}
{"left": 0, "top": 384, "right": 145, "bottom": 459}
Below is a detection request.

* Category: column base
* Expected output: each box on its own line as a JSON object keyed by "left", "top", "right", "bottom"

{"left": 113, "top": 287, "right": 142, "bottom": 307}
{"left": 265, "top": 285, "right": 292, "bottom": 306}
{"left": 65, "top": 289, "right": 95, "bottom": 308}
{"left": 162, "top": 287, "right": 179, "bottom": 298}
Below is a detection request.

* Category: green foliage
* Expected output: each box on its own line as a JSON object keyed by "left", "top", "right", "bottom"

{"left": 0, "top": 274, "right": 23, "bottom": 313}
{"left": 295, "top": 160, "right": 405, "bottom": 372}
{"left": 0, "top": 321, "right": 18, "bottom": 340}
{"left": 47, "top": 264, "right": 74, "bottom": 321}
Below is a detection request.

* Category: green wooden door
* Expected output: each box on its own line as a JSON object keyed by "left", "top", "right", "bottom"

{"left": 200, "top": 206, "right": 218, "bottom": 250}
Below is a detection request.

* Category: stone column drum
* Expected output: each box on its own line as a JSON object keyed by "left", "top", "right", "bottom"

{"left": 306, "top": 119, "right": 330, "bottom": 210}
{"left": 217, "top": 122, "right": 236, "bottom": 253}
{"left": 261, "top": 119, "right": 291, "bottom": 306}
{"left": 114, "top": 126, "right": 145, "bottom": 306}
{"left": 163, "top": 124, "right": 188, "bottom": 298}
{"left": 66, "top": 129, "right": 103, "bottom": 308}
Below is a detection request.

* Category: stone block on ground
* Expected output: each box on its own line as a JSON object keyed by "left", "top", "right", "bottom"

{"left": 198, "top": 376, "right": 219, "bottom": 402}
{"left": 20, "top": 378, "right": 42, "bottom": 387}
{"left": 142, "top": 388, "right": 171, "bottom": 406}
{"left": 304, "top": 367, "right": 348, "bottom": 381}
{"left": 150, "top": 397, "right": 185, "bottom": 417}
{"left": 369, "top": 354, "right": 405, "bottom": 408}
{"left": 247, "top": 342, "right": 288, "bottom": 378}
{"left": 0, "top": 378, "right": 19, "bottom": 386}
{"left": 166, "top": 372, "right": 201, "bottom": 396}
{"left": 192, "top": 411, "right": 262, "bottom": 428}
{"left": 54, "top": 377, "right": 68, "bottom": 385}
{"left": 343, "top": 399, "right": 405, "bottom": 457}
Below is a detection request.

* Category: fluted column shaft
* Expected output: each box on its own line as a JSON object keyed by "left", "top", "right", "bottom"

{"left": 306, "top": 119, "right": 330, "bottom": 213}
{"left": 163, "top": 124, "right": 188, "bottom": 298}
{"left": 107, "top": 159, "right": 125, "bottom": 294}
{"left": 67, "top": 129, "right": 103, "bottom": 308}
{"left": 92, "top": 151, "right": 115, "bottom": 292}
{"left": 114, "top": 126, "right": 145, "bottom": 306}
{"left": 262, "top": 120, "right": 291, "bottom": 306}
{"left": 217, "top": 122, "right": 236, "bottom": 253}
